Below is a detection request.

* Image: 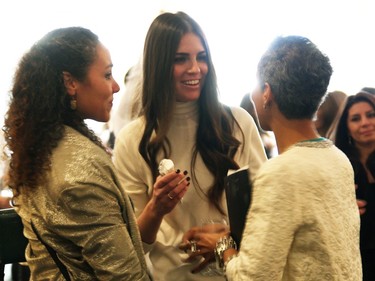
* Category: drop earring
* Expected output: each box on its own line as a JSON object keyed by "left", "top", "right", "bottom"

{"left": 70, "top": 94, "right": 77, "bottom": 110}
{"left": 263, "top": 103, "right": 270, "bottom": 110}
{"left": 348, "top": 135, "right": 353, "bottom": 145}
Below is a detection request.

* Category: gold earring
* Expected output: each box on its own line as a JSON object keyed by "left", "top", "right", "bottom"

{"left": 70, "top": 95, "right": 77, "bottom": 110}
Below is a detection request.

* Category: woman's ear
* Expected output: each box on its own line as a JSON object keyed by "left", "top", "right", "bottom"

{"left": 263, "top": 83, "right": 273, "bottom": 108}
{"left": 62, "top": 71, "right": 77, "bottom": 97}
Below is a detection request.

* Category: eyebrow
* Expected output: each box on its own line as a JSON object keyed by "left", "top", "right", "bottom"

{"left": 350, "top": 109, "right": 375, "bottom": 116}
{"left": 105, "top": 63, "right": 114, "bottom": 69}
{"left": 175, "top": 50, "right": 206, "bottom": 56}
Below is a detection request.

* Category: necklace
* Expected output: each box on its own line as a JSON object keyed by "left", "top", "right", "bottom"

{"left": 294, "top": 137, "right": 331, "bottom": 149}
{"left": 300, "top": 137, "right": 326, "bottom": 142}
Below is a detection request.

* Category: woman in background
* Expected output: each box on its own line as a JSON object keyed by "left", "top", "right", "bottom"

{"left": 334, "top": 91, "right": 375, "bottom": 280}
{"left": 3, "top": 27, "right": 151, "bottom": 280}
{"left": 113, "top": 11, "right": 266, "bottom": 281}
{"left": 240, "top": 93, "right": 277, "bottom": 158}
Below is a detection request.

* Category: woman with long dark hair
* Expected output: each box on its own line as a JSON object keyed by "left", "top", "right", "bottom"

{"left": 334, "top": 91, "right": 375, "bottom": 281}
{"left": 113, "top": 12, "right": 266, "bottom": 281}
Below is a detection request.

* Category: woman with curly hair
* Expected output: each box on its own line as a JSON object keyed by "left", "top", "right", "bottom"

{"left": 3, "top": 27, "right": 151, "bottom": 280}
{"left": 334, "top": 91, "right": 375, "bottom": 281}
{"left": 113, "top": 12, "right": 266, "bottom": 281}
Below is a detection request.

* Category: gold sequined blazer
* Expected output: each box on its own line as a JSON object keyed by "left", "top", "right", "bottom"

{"left": 15, "top": 126, "right": 151, "bottom": 280}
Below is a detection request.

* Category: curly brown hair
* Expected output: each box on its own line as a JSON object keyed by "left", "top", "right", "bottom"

{"left": 3, "top": 27, "right": 105, "bottom": 193}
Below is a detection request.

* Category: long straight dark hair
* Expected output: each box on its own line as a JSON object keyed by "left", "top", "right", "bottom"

{"left": 139, "top": 12, "right": 242, "bottom": 213}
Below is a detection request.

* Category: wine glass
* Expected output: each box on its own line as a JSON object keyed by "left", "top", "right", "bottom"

{"left": 199, "top": 217, "right": 228, "bottom": 276}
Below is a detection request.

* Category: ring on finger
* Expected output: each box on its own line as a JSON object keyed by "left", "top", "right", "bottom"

{"left": 167, "top": 193, "right": 174, "bottom": 200}
{"left": 189, "top": 240, "right": 197, "bottom": 253}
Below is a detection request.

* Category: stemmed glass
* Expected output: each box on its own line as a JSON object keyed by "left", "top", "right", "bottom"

{"left": 198, "top": 217, "right": 228, "bottom": 276}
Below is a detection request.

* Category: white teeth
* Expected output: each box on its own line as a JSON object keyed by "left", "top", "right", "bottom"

{"left": 184, "top": 80, "right": 199, "bottom": 85}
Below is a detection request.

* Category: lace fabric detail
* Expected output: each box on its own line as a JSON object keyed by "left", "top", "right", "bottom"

{"left": 225, "top": 142, "right": 362, "bottom": 280}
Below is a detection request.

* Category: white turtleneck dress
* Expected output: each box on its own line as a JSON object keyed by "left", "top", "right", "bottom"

{"left": 113, "top": 101, "right": 267, "bottom": 281}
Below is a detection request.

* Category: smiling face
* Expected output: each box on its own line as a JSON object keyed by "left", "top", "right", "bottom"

{"left": 173, "top": 32, "right": 208, "bottom": 102}
{"left": 347, "top": 101, "right": 375, "bottom": 146}
{"left": 74, "top": 43, "right": 120, "bottom": 122}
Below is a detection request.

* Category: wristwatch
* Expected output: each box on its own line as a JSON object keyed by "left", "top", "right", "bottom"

{"left": 214, "top": 235, "right": 237, "bottom": 270}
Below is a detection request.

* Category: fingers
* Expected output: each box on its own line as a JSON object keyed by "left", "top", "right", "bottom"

{"left": 179, "top": 228, "right": 204, "bottom": 256}
{"left": 179, "top": 230, "right": 224, "bottom": 274}
{"left": 154, "top": 170, "right": 183, "bottom": 189}
{"left": 357, "top": 199, "right": 367, "bottom": 208}
{"left": 357, "top": 199, "right": 367, "bottom": 215}
{"left": 180, "top": 227, "right": 229, "bottom": 252}
{"left": 167, "top": 179, "right": 190, "bottom": 200}
{"left": 191, "top": 258, "right": 213, "bottom": 274}
{"left": 179, "top": 239, "right": 201, "bottom": 256}
{"left": 166, "top": 183, "right": 190, "bottom": 201}
{"left": 157, "top": 170, "right": 190, "bottom": 200}
{"left": 180, "top": 227, "right": 201, "bottom": 245}
{"left": 183, "top": 246, "right": 212, "bottom": 263}
{"left": 150, "top": 170, "right": 190, "bottom": 216}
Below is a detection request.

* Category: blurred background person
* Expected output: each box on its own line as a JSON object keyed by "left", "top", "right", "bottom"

{"left": 110, "top": 59, "right": 143, "bottom": 138}
{"left": 333, "top": 91, "right": 375, "bottom": 281}
{"left": 0, "top": 132, "right": 12, "bottom": 209}
{"left": 314, "top": 90, "right": 347, "bottom": 138}
{"left": 240, "top": 92, "right": 277, "bottom": 158}
{"left": 361, "top": 87, "right": 375, "bottom": 95}
{"left": 104, "top": 60, "right": 143, "bottom": 150}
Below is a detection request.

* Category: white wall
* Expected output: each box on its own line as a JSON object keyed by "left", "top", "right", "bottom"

{"left": 1, "top": 0, "right": 374, "bottom": 131}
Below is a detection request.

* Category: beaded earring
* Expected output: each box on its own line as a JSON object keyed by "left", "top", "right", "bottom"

{"left": 70, "top": 95, "right": 77, "bottom": 110}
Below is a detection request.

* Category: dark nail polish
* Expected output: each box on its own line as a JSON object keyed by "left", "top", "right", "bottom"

{"left": 186, "top": 177, "right": 190, "bottom": 181}
{"left": 176, "top": 169, "right": 180, "bottom": 173}
{"left": 183, "top": 170, "right": 188, "bottom": 175}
